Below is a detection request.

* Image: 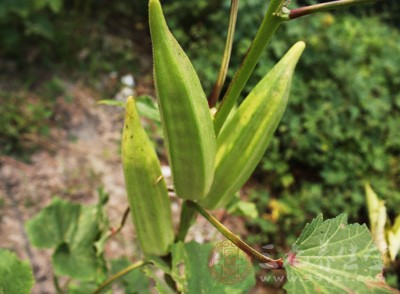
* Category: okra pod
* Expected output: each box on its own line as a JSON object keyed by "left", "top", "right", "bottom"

{"left": 149, "top": 0, "right": 216, "bottom": 201}
{"left": 122, "top": 97, "right": 174, "bottom": 256}
{"left": 200, "top": 42, "right": 306, "bottom": 209}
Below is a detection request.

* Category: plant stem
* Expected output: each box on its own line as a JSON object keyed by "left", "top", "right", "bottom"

{"left": 208, "top": 0, "right": 239, "bottom": 108}
{"left": 176, "top": 201, "right": 198, "bottom": 242}
{"left": 187, "top": 201, "right": 283, "bottom": 269}
{"left": 93, "top": 260, "right": 148, "bottom": 294}
{"left": 213, "top": 0, "right": 284, "bottom": 135}
{"left": 288, "top": 0, "right": 385, "bottom": 20}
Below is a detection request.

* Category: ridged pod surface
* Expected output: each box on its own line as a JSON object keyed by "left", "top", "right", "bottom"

{"left": 122, "top": 97, "right": 174, "bottom": 256}
{"left": 200, "top": 42, "right": 306, "bottom": 209}
{"left": 149, "top": 0, "right": 216, "bottom": 201}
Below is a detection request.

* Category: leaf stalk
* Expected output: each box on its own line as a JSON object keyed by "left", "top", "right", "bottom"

{"left": 93, "top": 260, "right": 148, "bottom": 294}
{"left": 187, "top": 201, "right": 283, "bottom": 268}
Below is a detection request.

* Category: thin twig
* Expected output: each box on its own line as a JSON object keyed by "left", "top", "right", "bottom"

{"left": 208, "top": 0, "right": 239, "bottom": 108}
{"left": 289, "top": 0, "right": 385, "bottom": 20}
{"left": 105, "top": 207, "right": 130, "bottom": 241}
{"left": 187, "top": 201, "right": 284, "bottom": 269}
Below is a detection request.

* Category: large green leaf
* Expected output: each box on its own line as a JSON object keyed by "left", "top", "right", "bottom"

{"left": 0, "top": 249, "right": 34, "bottom": 294}
{"left": 284, "top": 214, "right": 397, "bottom": 293}
{"left": 171, "top": 241, "right": 255, "bottom": 293}
{"left": 26, "top": 197, "right": 108, "bottom": 281}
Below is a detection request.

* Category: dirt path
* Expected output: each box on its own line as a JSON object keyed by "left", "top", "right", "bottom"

{"left": 0, "top": 81, "right": 222, "bottom": 293}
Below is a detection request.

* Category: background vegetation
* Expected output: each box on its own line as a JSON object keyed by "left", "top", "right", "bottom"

{"left": 1, "top": 0, "right": 399, "bottom": 288}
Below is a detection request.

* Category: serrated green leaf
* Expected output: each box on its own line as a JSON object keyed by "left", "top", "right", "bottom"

{"left": 284, "top": 214, "right": 397, "bottom": 293}
{"left": 26, "top": 197, "right": 108, "bottom": 281}
{"left": 171, "top": 241, "right": 255, "bottom": 293}
{"left": 0, "top": 249, "right": 34, "bottom": 294}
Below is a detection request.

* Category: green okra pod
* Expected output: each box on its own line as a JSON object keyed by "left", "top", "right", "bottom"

{"left": 122, "top": 97, "right": 174, "bottom": 256}
{"left": 200, "top": 42, "right": 306, "bottom": 209}
{"left": 149, "top": 0, "right": 216, "bottom": 201}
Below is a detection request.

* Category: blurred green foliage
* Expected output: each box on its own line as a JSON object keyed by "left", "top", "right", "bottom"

{"left": 0, "top": 93, "right": 53, "bottom": 159}
{"left": 264, "top": 14, "right": 400, "bottom": 222}
{"left": 1, "top": 0, "right": 399, "bottom": 259}
{"left": 0, "top": 0, "right": 141, "bottom": 77}
{"left": 162, "top": 0, "right": 400, "bottom": 251}
{"left": 0, "top": 0, "right": 62, "bottom": 56}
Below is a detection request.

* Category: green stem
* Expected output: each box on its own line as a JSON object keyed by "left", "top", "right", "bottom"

{"left": 208, "top": 0, "right": 239, "bottom": 108}
{"left": 176, "top": 201, "right": 198, "bottom": 242}
{"left": 187, "top": 201, "right": 283, "bottom": 269}
{"left": 288, "top": 0, "right": 385, "bottom": 20}
{"left": 93, "top": 260, "right": 148, "bottom": 294}
{"left": 213, "top": 0, "right": 284, "bottom": 135}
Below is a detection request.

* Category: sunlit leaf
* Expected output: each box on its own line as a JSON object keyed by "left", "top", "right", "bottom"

{"left": 284, "top": 214, "right": 396, "bottom": 293}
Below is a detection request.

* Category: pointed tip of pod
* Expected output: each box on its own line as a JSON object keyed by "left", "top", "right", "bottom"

{"left": 125, "top": 97, "right": 136, "bottom": 117}
{"left": 126, "top": 96, "right": 135, "bottom": 104}
{"left": 149, "top": 0, "right": 160, "bottom": 9}
{"left": 295, "top": 41, "right": 306, "bottom": 50}
{"left": 277, "top": 41, "right": 306, "bottom": 75}
{"left": 289, "top": 41, "right": 306, "bottom": 59}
